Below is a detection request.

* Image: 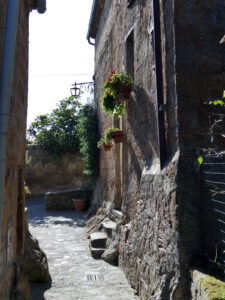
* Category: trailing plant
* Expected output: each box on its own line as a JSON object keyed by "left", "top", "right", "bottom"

{"left": 99, "top": 70, "right": 133, "bottom": 116}
{"left": 100, "top": 91, "right": 125, "bottom": 116}
{"left": 103, "top": 70, "right": 133, "bottom": 98}
{"left": 97, "top": 127, "right": 120, "bottom": 148}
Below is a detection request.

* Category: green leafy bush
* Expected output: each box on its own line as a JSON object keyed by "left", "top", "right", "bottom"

{"left": 27, "top": 96, "right": 81, "bottom": 155}
{"left": 27, "top": 95, "right": 98, "bottom": 177}
{"left": 76, "top": 101, "right": 98, "bottom": 176}
{"left": 100, "top": 92, "right": 125, "bottom": 116}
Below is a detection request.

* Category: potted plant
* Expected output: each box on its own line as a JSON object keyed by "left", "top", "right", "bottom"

{"left": 100, "top": 91, "right": 125, "bottom": 116}
{"left": 98, "top": 137, "right": 113, "bottom": 151}
{"left": 109, "top": 128, "right": 124, "bottom": 143}
{"left": 98, "top": 127, "right": 124, "bottom": 150}
{"left": 103, "top": 70, "right": 133, "bottom": 101}
{"left": 72, "top": 198, "right": 86, "bottom": 212}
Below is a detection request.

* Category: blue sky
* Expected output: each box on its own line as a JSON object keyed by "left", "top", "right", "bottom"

{"left": 27, "top": 0, "right": 94, "bottom": 126}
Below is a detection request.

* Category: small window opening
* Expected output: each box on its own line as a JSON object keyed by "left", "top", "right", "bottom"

{"left": 126, "top": 30, "right": 134, "bottom": 80}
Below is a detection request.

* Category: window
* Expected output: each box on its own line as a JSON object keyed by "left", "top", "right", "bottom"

{"left": 125, "top": 30, "right": 134, "bottom": 79}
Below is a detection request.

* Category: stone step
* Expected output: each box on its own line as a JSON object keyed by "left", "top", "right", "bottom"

{"left": 90, "top": 232, "right": 107, "bottom": 248}
{"left": 101, "top": 220, "right": 117, "bottom": 236}
{"left": 90, "top": 247, "right": 105, "bottom": 259}
{"left": 111, "top": 209, "right": 122, "bottom": 220}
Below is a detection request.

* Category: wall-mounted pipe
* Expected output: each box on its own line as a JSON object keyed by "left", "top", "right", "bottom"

{"left": 37, "top": 0, "right": 46, "bottom": 14}
{"left": 86, "top": 0, "right": 98, "bottom": 45}
{"left": 0, "top": 0, "right": 21, "bottom": 244}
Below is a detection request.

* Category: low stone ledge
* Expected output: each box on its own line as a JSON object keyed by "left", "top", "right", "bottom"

{"left": 45, "top": 187, "right": 92, "bottom": 210}
{"left": 191, "top": 269, "right": 225, "bottom": 300}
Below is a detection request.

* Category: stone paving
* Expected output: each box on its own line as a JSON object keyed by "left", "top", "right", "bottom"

{"left": 26, "top": 197, "right": 139, "bottom": 300}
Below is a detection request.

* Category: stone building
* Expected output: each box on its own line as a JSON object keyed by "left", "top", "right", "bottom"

{"left": 0, "top": 0, "right": 46, "bottom": 298}
{"left": 87, "top": 0, "right": 225, "bottom": 299}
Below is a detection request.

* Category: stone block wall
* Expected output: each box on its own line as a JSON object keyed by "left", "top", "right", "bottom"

{"left": 25, "top": 147, "right": 90, "bottom": 196}
{"left": 0, "top": 0, "right": 33, "bottom": 298}
{"left": 91, "top": 0, "right": 225, "bottom": 299}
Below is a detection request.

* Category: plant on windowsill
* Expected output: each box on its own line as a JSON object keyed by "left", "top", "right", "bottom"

{"left": 103, "top": 70, "right": 133, "bottom": 101}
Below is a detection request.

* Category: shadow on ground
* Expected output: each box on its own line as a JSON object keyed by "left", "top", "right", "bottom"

{"left": 25, "top": 197, "right": 86, "bottom": 228}
{"left": 29, "top": 280, "right": 52, "bottom": 300}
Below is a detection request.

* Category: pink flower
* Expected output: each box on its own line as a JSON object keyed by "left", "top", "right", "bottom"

{"left": 110, "top": 69, "right": 115, "bottom": 75}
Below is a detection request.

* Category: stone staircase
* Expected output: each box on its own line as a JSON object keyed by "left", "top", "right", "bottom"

{"left": 89, "top": 209, "right": 122, "bottom": 263}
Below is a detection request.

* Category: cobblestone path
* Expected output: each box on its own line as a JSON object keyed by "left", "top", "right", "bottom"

{"left": 27, "top": 198, "right": 139, "bottom": 300}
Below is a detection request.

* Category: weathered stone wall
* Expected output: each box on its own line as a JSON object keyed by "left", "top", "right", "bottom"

{"left": 92, "top": 0, "right": 225, "bottom": 299}
{"left": 0, "top": 1, "right": 33, "bottom": 298}
{"left": 25, "top": 148, "right": 90, "bottom": 196}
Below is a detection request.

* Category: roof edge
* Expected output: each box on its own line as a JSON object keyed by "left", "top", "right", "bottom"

{"left": 87, "top": 0, "right": 105, "bottom": 45}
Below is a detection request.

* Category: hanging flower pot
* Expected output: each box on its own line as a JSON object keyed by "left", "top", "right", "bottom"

{"left": 111, "top": 130, "right": 124, "bottom": 143}
{"left": 116, "top": 86, "right": 132, "bottom": 102}
{"left": 103, "top": 143, "right": 113, "bottom": 151}
{"left": 72, "top": 198, "right": 86, "bottom": 212}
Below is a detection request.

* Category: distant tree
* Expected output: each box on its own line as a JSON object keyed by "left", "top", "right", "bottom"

{"left": 27, "top": 95, "right": 98, "bottom": 176}
{"left": 27, "top": 96, "right": 81, "bottom": 156}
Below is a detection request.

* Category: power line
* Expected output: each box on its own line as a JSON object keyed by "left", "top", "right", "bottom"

{"left": 29, "top": 73, "right": 93, "bottom": 78}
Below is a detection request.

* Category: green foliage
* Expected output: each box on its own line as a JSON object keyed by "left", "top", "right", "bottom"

{"left": 97, "top": 127, "right": 120, "bottom": 148}
{"left": 103, "top": 70, "right": 133, "bottom": 98}
{"left": 100, "top": 92, "right": 125, "bottom": 116}
{"left": 25, "top": 150, "right": 31, "bottom": 165}
{"left": 27, "top": 96, "right": 81, "bottom": 156}
{"left": 99, "top": 70, "right": 133, "bottom": 116}
{"left": 198, "top": 156, "right": 203, "bottom": 165}
{"left": 76, "top": 101, "right": 98, "bottom": 177}
{"left": 27, "top": 95, "right": 98, "bottom": 177}
{"left": 209, "top": 100, "right": 225, "bottom": 106}
{"left": 206, "top": 90, "right": 225, "bottom": 107}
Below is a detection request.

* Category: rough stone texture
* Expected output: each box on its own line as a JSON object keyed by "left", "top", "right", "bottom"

{"left": 19, "top": 231, "right": 50, "bottom": 284}
{"left": 15, "top": 274, "right": 30, "bottom": 300}
{"left": 45, "top": 187, "right": 93, "bottom": 210}
{"left": 102, "top": 247, "right": 119, "bottom": 264}
{"left": 191, "top": 270, "right": 225, "bottom": 300}
{"left": 25, "top": 147, "right": 90, "bottom": 196}
{"left": 27, "top": 197, "right": 139, "bottom": 300}
{"left": 90, "top": 231, "right": 108, "bottom": 248}
{"left": 90, "top": 0, "right": 225, "bottom": 299}
{"left": 90, "top": 247, "right": 105, "bottom": 259}
{"left": 18, "top": 208, "right": 50, "bottom": 285}
{"left": 0, "top": 0, "right": 35, "bottom": 298}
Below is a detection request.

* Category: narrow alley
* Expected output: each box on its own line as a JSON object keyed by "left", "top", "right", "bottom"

{"left": 26, "top": 197, "right": 139, "bottom": 300}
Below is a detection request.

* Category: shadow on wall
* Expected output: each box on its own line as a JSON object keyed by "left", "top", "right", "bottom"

{"left": 124, "top": 87, "right": 158, "bottom": 184}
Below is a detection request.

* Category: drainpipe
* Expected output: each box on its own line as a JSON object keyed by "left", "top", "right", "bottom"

{"left": 152, "top": 0, "right": 167, "bottom": 168}
{"left": 0, "top": 0, "right": 21, "bottom": 244}
{"left": 86, "top": 0, "right": 98, "bottom": 45}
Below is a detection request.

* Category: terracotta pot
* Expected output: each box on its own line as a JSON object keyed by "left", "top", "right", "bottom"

{"left": 103, "top": 143, "right": 112, "bottom": 151}
{"left": 116, "top": 86, "right": 132, "bottom": 102}
{"left": 111, "top": 130, "right": 124, "bottom": 143}
{"left": 72, "top": 198, "right": 86, "bottom": 212}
